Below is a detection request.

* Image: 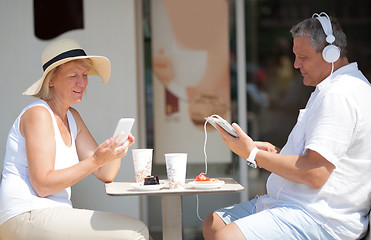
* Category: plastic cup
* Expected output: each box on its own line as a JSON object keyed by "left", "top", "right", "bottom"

{"left": 165, "top": 153, "right": 187, "bottom": 189}
{"left": 132, "top": 149, "right": 153, "bottom": 183}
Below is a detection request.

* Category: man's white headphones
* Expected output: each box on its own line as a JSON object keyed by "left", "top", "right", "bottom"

{"left": 312, "top": 12, "right": 341, "bottom": 63}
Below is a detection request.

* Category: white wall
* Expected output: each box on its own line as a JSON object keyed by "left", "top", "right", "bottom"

{"left": 0, "top": 0, "right": 141, "bottom": 218}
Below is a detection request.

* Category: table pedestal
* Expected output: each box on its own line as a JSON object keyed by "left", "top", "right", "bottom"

{"left": 161, "top": 195, "right": 183, "bottom": 240}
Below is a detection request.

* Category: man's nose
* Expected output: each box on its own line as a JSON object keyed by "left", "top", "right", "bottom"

{"left": 293, "top": 58, "right": 301, "bottom": 69}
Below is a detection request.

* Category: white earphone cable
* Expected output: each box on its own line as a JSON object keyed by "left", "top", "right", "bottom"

{"left": 195, "top": 117, "right": 213, "bottom": 221}
{"left": 202, "top": 119, "right": 209, "bottom": 175}
{"left": 196, "top": 194, "right": 203, "bottom": 221}
{"left": 331, "top": 62, "right": 334, "bottom": 75}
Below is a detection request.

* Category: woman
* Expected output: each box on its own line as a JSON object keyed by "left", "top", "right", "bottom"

{"left": 0, "top": 39, "right": 149, "bottom": 239}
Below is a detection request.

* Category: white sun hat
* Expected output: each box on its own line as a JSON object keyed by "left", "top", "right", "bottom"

{"left": 23, "top": 39, "right": 111, "bottom": 96}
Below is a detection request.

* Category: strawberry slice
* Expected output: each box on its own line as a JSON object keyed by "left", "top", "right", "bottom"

{"left": 196, "top": 174, "right": 210, "bottom": 181}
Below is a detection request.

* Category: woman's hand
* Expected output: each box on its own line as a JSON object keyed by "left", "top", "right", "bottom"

{"left": 90, "top": 133, "right": 135, "bottom": 183}
{"left": 92, "top": 133, "right": 135, "bottom": 168}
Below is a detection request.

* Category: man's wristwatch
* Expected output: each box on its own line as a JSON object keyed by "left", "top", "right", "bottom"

{"left": 246, "top": 147, "right": 259, "bottom": 168}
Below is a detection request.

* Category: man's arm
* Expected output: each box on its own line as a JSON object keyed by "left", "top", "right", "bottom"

{"left": 216, "top": 123, "right": 335, "bottom": 189}
{"left": 257, "top": 148, "right": 334, "bottom": 189}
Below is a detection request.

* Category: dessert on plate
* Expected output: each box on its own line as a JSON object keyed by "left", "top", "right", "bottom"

{"left": 144, "top": 176, "right": 159, "bottom": 185}
{"left": 194, "top": 174, "right": 219, "bottom": 184}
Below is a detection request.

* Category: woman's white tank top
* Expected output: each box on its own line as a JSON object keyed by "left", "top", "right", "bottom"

{"left": 0, "top": 99, "right": 79, "bottom": 225}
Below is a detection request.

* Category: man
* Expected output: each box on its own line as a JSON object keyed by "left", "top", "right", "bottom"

{"left": 203, "top": 12, "right": 371, "bottom": 240}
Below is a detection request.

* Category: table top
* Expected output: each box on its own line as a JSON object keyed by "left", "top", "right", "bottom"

{"left": 105, "top": 178, "right": 244, "bottom": 196}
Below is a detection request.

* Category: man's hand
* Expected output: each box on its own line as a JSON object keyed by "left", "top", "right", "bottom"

{"left": 254, "top": 141, "right": 281, "bottom": 154}
{"left": 216, "top": 122, "right": 255, "bottom": 159}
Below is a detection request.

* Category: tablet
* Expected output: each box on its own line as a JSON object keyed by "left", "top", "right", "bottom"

{"left": 113, "top": 118, "right": 135, "bottom": 144}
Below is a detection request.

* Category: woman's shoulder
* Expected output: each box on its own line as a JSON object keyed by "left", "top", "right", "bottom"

{"left": 20, "top": 102, "right": 53, "bottom": 136}
{"left": 21, "top": 104, "right": 52, "bottom": 125}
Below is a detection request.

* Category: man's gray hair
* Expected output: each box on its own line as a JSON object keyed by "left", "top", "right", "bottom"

{"left": 290, "top": 16, "right": 347, "bottom": 57}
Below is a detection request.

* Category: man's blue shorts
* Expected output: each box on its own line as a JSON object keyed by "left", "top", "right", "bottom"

{"left": 215, "top": 196, "right": 335, "bottom": 239}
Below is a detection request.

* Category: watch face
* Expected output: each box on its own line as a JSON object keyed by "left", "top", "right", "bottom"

{"left": 246, "top": 159, "right": 257, "bottom": 168}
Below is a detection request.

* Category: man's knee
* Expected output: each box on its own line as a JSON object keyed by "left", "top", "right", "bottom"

{"left": 203, "top": 212, "right": 225, "bottom": 240}
{"left": 203, "top": 213, "right": 245, "bottom": 240}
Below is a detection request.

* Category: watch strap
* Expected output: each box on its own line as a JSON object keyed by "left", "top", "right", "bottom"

{"left": 246, "top": 147, "right": 259, "bottom": 168}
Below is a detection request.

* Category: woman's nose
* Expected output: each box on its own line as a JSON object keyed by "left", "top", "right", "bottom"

{"left": 76, "top": 75, "right": 87, "bottom": 86}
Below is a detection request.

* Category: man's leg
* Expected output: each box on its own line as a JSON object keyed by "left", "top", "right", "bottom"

{"left": 203, "top": 212, "right": 245, "bottom": 240}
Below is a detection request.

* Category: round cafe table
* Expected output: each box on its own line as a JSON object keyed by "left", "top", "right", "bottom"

{"left": 105, "top": 178, "right": 244, "bottom": 240}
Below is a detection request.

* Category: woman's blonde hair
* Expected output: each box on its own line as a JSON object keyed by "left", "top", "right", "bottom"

{"left": 34, "top": 58, "right": 93, "bottom": 100}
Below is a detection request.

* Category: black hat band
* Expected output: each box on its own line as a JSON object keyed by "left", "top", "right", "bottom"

{"left": 42, "top": 49, "right": 87, "bottom": 71}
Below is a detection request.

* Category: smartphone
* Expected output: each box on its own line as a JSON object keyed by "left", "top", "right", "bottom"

{"left": 206, "top": 115, "right": 238, "bottom": 138}
{"left": 113, "top": 118, "right": 135, "bottom": 144}
{"left": 216, "top": 119, "right": 238, "bottom": 138}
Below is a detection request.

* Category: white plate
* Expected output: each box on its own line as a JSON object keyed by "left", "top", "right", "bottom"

{"left": 188, "top": 180, "right": 225, "bottom": 189}
{"left": 131, "top": 183, "right": 165, "bottom": 191}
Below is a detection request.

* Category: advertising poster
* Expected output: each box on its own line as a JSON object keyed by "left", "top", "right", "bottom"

{"left": 151, "top": 0, "right": 232, "bottom": 164}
